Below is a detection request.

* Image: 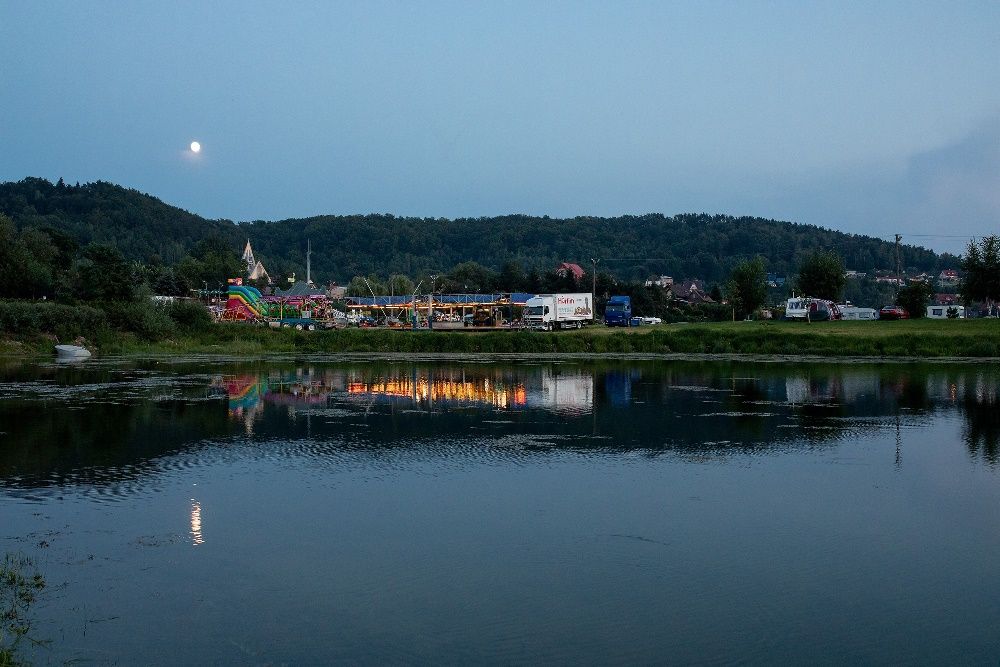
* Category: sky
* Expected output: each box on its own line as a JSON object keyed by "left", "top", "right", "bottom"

{"left": 2, "top": 1, "right": 998, "bottom": 255}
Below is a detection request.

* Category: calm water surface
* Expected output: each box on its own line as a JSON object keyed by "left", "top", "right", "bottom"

{"left": 2, "top": 357, "right": 1000, "bottom": 664}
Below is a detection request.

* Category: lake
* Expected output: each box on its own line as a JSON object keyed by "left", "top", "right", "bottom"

{"left": 2, "top": 356, "right": 999, "bottom": 664}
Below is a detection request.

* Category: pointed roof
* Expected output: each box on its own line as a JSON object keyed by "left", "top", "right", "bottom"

{"left": 249, "top": 260, "right": 269, "bottom": 282}
{"left": 242, "top": 239, "right": 256, "bottom": 272}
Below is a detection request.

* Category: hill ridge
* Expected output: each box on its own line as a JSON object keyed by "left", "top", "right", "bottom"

{"left": 0, "top": 177, "right": 955, "bottom": 285}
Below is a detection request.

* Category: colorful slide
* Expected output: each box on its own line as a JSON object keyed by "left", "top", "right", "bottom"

{"left": 222, "top": 283, "right": 269, "bottom": 321}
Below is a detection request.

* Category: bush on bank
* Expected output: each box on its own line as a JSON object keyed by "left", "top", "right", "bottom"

{"left": 0, "top": 300, "right": 109, "bottom": 341}
{"left": 0, "top": 298, "right": 214, "bottom": 349}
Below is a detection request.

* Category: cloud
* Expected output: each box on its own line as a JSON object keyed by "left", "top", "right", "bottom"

{"left": 754, "top": 113, "right": 1000, "bottom": 255}
{"left": 903, "top": 114, "right": 1000, "bottom": 226}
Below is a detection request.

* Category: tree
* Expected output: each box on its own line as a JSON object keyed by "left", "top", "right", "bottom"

{"left": 498, "top": 260, "right": 526, "bottom": 291}
{"left": 152, "top": 268, "right": 191, "bottom": 296}
{"left": 345, "top": 274, "right": 386, "bottom": 297}
{"left": 526, "top": 268, "right": 543, "bottom": 294}
{"left": 444, "top": 261, "right": 497, "bottom": 293}
{"left": 726, "top": 257, "right": 768, "bottom": 319}
{"left": 76, "top": 244, "right": 135, "bottom": 302}
{"left": 0, "top": 216, "right": 64, "bottom": 299}
{"left": 176, "top": 236, "right": 244, "bottom": 289}
{"left": 387, "top": 274, "right": 415, "bottom": 296}
{"left": 897, "top": 281, "right": 933, "bottom": 318}
{"left": 796, "top": 250, "right": 846, "bottom": 301}
{"left": 960, "top": 236, "right": 1000, "bottom": 313}
{"left": 843, "top": 276, "right": 897, "bottom": 310}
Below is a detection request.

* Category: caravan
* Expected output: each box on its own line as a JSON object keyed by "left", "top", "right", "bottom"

{"left": 926, "top": 305, "right": 965, "bottom": 319}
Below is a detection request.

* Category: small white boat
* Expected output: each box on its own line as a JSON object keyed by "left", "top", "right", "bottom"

{"left": 55, "top": 344, "right": 92, "bottom": 360}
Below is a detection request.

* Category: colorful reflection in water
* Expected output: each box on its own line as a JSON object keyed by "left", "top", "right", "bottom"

{"left": 215, "top": 367, "right": 593, "bottom": 420}
{"left": 347, "top": 377, "right": 527, "bottom": 408}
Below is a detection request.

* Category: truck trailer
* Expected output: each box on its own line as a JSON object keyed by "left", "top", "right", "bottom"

{"left": 525, "top": 293, "right": 594, "bottom": 330}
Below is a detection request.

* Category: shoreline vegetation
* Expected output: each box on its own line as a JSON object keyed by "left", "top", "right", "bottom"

{"left": 2, "top": 301, "right": 999, "bottom": 360}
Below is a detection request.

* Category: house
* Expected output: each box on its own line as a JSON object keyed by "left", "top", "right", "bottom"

{"left": 555, "top": 262, "right": 585, "bottom": 281}
{"left": 933, "top": 293, "right": 959, "bottom": 306}
{"left": 875, "top": 276, "right": 904, "bottom": 286}
{"left": 844, "top": 270, "right": 867, "bottom": 279}
{"left": 938, "top": 269, "right": 960, "bottom": 285}
{"left": 644, "top": 275, "right": 674, "bottom": 289}
{"left": 674, "top": 279, "right": 715, "bottom": 304}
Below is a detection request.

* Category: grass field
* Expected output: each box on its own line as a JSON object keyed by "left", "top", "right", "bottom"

{"left": 2, "top": 318, "right": 987, "bottom": 359}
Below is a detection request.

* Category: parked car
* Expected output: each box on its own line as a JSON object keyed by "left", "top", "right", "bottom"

{"left": 641, "top": 316, "right": 662, "bottom": 325}
{"left": 879, "top": 305, "right": 909, "bottom": 320}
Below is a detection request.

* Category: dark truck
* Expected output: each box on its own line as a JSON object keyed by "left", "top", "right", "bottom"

{"left": 604, "top": 295, "right": 633, "bottom": 326}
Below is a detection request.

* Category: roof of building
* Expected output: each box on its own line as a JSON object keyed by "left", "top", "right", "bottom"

{"left": 249, "top": 261, "right": 269, "bottom": 281}
{"left": 273, "top": 281, "right": 326, "bottom": 299}
{"left": 674, "top": 279, "right": 715, "bottom": 303}
{"left": 556, "top": 262, "right": 585, "bottom": 280}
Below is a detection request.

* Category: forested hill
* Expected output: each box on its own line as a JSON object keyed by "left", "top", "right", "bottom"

{"left": 0, "top": 177, "right": 956, "bottom": 284}
{"left": 0, "top": 177, "right": 236, "bottom": 264}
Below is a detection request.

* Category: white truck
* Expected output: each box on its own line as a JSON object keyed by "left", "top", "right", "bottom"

{"left": 524, "top": 293, "right": 594, "bottom": 330}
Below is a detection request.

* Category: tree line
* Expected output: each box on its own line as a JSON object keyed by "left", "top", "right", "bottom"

{"left": 5, "top": 177, "right": 996, "bottom": 320}
{"left": 1, "top": 177, "right": 957, "bottom": 288}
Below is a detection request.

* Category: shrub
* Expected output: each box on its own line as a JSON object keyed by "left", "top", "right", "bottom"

{"left": 0, "top": 300, "right": 108, "bottom": 341}
{"left": 166, "top": 300, "right": 213, "bottom": 331}
{"left": 103, "top": 300, "right": 176, "bottom": 340}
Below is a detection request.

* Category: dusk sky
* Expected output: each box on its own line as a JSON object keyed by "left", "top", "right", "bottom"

{"left": 2, "top": 1, "right": 998, "bottom": 254}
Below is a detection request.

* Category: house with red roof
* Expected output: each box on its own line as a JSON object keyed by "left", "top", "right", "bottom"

{"left": 938, "top": 269, "right": 960, "bottom": 285}
{"left": 555, "top": 262, "right": 585, "bottom": 281}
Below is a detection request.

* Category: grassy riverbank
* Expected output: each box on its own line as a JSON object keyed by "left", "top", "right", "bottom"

{"left": 5, "top": 319, "right": 999, "bottom": 359}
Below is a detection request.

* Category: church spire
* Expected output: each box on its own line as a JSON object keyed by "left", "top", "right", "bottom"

{"left": 242, "top": 239, "right": 256, "bottom": 276}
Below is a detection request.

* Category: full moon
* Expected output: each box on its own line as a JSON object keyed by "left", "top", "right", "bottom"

{"left": 190, "top": 141, "right": 201, "bottom": 153}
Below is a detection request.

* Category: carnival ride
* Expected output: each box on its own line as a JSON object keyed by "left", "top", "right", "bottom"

{"left": 220, "top": 279, "right": 333, "bottom": 329}
{"left": 220, "top": 283, "right": 270, "bottom": 322}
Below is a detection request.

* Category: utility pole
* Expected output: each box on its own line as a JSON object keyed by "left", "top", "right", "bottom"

{"left": 590, "top": 257, "right": 600, "bottom": 297}
{"left": 894, "top": 234, "right": 902, "bottom": 299}
{"left": 306, "top": 239, "right": 312, "bottom": 285}
{"left": 411, "top": 281, "right": 422, "bottom": 329}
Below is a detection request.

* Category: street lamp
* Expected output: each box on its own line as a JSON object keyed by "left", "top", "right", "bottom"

{"left": 411, "top": 281, "right": 423, "bottom": 329}
{"left": 429, "top": 275, "right": 438, "bottom": 329}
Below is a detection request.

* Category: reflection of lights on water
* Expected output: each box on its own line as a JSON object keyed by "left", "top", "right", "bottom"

{"left": 347, "top": 378, "right": 527, "bottom": 408}
{"left": 190, "top": 500, "right": 204, "bottom": 546}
